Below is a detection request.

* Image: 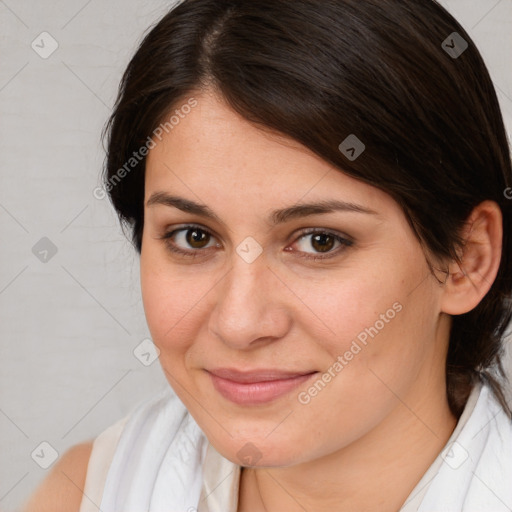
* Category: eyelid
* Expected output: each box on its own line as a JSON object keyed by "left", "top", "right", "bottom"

{"left": 159, "top": 223, "right": 220, "bottom": 241}
{"left": 292, "top": 226, "right": 353, "bottom": 244}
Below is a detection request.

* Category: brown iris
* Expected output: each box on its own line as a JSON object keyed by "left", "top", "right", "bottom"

{"left": 310, "top": 233, "right": 335, "bottom": 253}
{"left": 186, "top": 229, "right": 210, "bottom": 248}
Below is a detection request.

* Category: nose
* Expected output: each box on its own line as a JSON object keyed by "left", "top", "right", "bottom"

{"left": 207, "top": 253, "right": 292, "bottom": 350}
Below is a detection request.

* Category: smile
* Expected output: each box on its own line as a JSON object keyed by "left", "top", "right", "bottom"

{"left": 206, "top": 368, "right": 319, "bottom": 405}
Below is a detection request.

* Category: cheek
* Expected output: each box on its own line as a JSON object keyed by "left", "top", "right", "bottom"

{"left": 286, "top": 282, "right": 434, "bottom": 461}
{"left": 285, "top": 260, "right": 408, "bottom": 359}
{"left": 140, "top": 252, "right": 207, "bottom": 362}
{"left": 288, "top": 253, "right": 435, "bottom": 402}
{"left": 298, "top": 270, "right": 436, "bottom": 411}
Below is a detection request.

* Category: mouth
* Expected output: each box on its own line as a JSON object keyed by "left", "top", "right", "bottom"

{"left": 206, "top": 367, "right": 319, "bottom": 405}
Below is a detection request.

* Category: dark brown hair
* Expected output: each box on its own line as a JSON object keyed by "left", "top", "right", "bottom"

{"left": 101, "top": 0, "right": 512, "bottom": 417}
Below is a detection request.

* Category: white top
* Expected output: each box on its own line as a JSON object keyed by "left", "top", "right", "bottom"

{"left": 79, "top": 382, "right": 512, "bottom": 512}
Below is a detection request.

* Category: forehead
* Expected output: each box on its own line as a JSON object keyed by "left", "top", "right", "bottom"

{"left": 144, "top": 90, "right": 395, "bottom": 215}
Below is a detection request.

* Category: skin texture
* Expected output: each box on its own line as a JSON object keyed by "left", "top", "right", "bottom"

{"left": 24, "top": 88, "right": 502, "bottom": 512}
{"left": 139, "top": 89, "right": 502, "bottom": 511}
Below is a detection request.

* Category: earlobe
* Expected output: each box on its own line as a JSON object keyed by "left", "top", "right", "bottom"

{"left": 440, "top": 200, "right": 502, "bottom": 316}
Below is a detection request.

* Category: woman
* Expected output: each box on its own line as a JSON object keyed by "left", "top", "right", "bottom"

{"left": 25, "top": 0, "right": 512, "bottom": 510}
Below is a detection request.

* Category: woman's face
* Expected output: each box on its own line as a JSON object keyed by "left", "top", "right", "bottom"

{"left": 140, "top": 89, "right": 449, "bottom": 466}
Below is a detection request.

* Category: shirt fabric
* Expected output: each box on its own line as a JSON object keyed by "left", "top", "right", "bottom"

{"left": 79, "top": 381, "right": 512, "bottom": 512}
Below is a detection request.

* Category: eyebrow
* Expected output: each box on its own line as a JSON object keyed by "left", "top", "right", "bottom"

{"left": 146, "top": 192, "right": 377, "bottom": 225}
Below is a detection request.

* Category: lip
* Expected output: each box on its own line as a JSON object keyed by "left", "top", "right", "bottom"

{"left": 206, "top": 368, "right": 318, "bottom": 405}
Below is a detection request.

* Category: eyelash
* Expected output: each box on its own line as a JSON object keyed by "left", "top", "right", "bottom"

{"left": 158, "top": 224, "right": 353, "bottom": 261}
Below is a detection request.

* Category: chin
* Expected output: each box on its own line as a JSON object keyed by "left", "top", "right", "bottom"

{"left": 209, "top": 429, "right": 307, "bottom": 468}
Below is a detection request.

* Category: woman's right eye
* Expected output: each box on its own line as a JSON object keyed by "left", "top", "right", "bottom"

{"left": 159, "top": 225, "right": 221, "bottom": 257}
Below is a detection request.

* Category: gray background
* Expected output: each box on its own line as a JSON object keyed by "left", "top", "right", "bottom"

{"left": 0, "top": 1, "right": 511, "bottom": 510}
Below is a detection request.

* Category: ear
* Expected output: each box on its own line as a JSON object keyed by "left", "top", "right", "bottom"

{"left": 440, "top": 200, "right": 502, "bottom": 315}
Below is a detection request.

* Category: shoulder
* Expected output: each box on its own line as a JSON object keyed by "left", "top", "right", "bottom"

{"left": 22, "top": 389, "right": 181, "bottom": 512}
{"left": 23, "top": 441, "right": 94, "bottom": 512}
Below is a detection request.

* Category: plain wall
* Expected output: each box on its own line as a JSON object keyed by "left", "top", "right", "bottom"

{"left": 1, "top": 1, "right": 511, "bottom": 510}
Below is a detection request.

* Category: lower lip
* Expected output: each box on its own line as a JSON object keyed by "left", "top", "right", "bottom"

{"left": 208, "top": 371, "right": 317, "bottom": 405}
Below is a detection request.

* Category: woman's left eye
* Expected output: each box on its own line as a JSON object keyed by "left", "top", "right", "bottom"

{"left": 289, "top": 229, "right": 353, "bottom": 259}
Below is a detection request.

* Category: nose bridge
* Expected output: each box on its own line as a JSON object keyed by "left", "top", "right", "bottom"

{"left": 228, "top": 259, "right": 261, "bottom": 307}
{"left": 208, "top": 249, "right": 290, "bottom": 348}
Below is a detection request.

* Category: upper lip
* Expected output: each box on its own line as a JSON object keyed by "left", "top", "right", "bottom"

{"left": 207, "top": 368, "right": 317, "bottom": 383}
